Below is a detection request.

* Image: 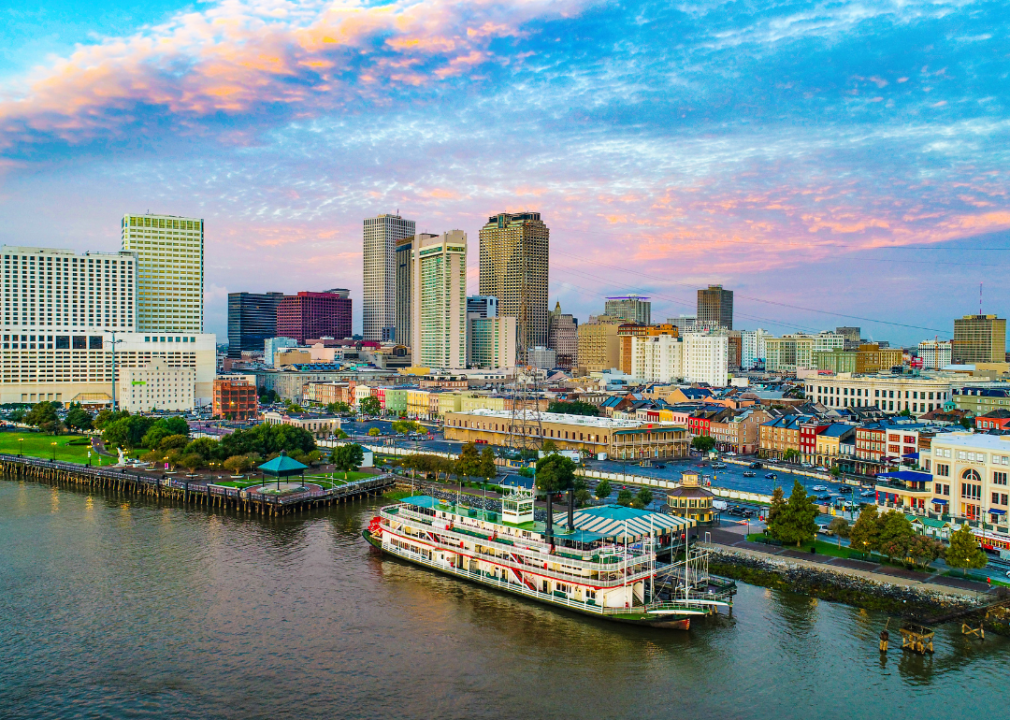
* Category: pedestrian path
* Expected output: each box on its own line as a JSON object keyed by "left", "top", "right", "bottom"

{"left": 703, "top": 527, "right": 994, "bottom": 598}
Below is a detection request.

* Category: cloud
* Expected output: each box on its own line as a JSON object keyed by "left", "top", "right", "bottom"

{"left": 0, "top": 0, "right": 590, "bottom": 153}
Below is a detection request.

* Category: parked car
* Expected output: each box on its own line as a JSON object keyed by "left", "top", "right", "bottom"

{"left": 655, "top": 464, "right": 666, "bottom": 469}
{"left": 815, "top": 466, "right": 829, "bottom": 472}
{"left": 838, "top": 486, "right": 853, "bottom": 494}
{"left": 801, "top": 462, "right": 813, "bottom": 468}
{"left": 811, "top": 485, "right": 828, "bottom": 492}
{"left": 749, "top": 462, "right": 763, "bottom": 469}
{"left": 743, "top": 471, "right": 756, "bottom": 477}
{"left": 765, "top": 473, "right": 777, "bottom": 479}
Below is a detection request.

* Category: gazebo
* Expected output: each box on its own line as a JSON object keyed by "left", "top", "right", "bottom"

{"left": 258, "top": 451, "right": 308, "bottom": 492}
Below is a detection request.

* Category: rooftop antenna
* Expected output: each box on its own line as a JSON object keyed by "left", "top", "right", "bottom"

{"left": 980, "top": 281, "right": 983, "bottom": 316}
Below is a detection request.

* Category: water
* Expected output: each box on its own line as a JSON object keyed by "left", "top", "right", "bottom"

{"left": 2, "top": 479, "right": 1007, "bottom": 720}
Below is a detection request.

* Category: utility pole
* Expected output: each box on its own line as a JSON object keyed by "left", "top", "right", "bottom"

{"left": 109, "top": 331, "right": 123, "bottom": 412}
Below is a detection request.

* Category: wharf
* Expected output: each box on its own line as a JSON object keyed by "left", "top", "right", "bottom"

{"left": 0, "top": 454, "right": 394, "bottom": 515}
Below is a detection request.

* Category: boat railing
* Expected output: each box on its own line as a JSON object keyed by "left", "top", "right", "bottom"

{"left": 389, "top": 505, "right": 649, "bottom": 564}
{"left": 380, "top": 541, "right": 666, "bottom": 614}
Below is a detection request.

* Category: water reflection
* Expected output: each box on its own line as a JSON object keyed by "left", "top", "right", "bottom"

{"left": 2, "top": 479, "right": 1010, "bottom": 720}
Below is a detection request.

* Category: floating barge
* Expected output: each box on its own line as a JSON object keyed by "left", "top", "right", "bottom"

{"left": 363, "top": 486, "right": 735, "bottom": 629}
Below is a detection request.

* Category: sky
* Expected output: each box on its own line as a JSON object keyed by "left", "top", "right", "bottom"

{"left": 0, "top": 0, "right": 1007, "bottom": 345}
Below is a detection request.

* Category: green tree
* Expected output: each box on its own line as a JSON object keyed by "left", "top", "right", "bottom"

{"left": 541, "top": 439, "right": 558, "bottom": 454}
{"left": 827, "top": 517, "right": 851, "bottom": 548}
{"left": 25, "top": 401, "right": 61, "bottom": 434}
{"left": 691, "top": 436, "right": 716, "bottom": 453}
{"left": 907, "top": 534, "right": 945, "bottom": 569}
{"left": 546, "top": 400, "right": 599, "bottom": 416}
{"left": 103, "top": 415, "right": 156, "bottom": 450}
{"left": 829, "top": 465, "right": 841, "bottom": 478}
{"left": 946, "top": 524, "right": 988, "bottom": 577}
{"left": 575, "top": 489, "right": 592, "bottom": 507}
{"left": 158, "top": 434, "right": 189, "bottom": 451}
{"left": 93, "top": 408, "right": 130, "bottom": 430}
{"left": 184, "top": 437, "right": 220, "bottom": 461}
{"left": 326, "top": 401, "right": 351, "bottom": 414}
{"left": 783, "top": 448, "right": 801, "bottom": 463}
{"left": 142, "top": 425, "right": 173, "bottom": 450}
{"left": 65, "top": 403, "right": 93, "bottom": 431}
{"left": 179, "top": 453, "right": 204, "bottom": 473}
{"left": 368, "top": 427, "right": 381, "bottom": 437}
{"left": 617, "top": 489, "right": 634, "bottom": 506}
{"left": 877, "top": 510, "right": 916, "bottom": 561}
{"left": 595, "top": 479, "right": 612, "bottom": 500}
{"left": 332, "top": 444, "right": 365, "bottom": 479}
{"left": 334, "top": 428, "right": 349, "bottom": 439}
{"left": 636, "top": 488, "right": 654, "bottom": 506}
{"left": 536, "top": 454, "right": 577, "bottom": 537}
{"left": 479, "top": 447, "right": 497, "bottom": 485}
{"left": 765, "top": 486, "right": 786, "bottom": 537}
{"left": 456, "top": 442, "right": 481, "bottom": 484}
{"left": 773, "top": 480, "right": 819, "bottom": 547}
{"left": 848, "top": 504, "right": 882, "bottom": 555}
{"left": 359, "top": 396, "right": 382, "bottom": 416}
{"left": 223, "top": 454, "right": 255, "bottom": 474}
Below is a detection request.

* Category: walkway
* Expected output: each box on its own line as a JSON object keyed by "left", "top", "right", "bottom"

{"left": 702, "top": 524, "right": 995, "bottom": 599}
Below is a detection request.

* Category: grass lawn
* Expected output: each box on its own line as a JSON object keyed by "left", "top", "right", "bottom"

{"left": 0, "top": 432, "right": 97, "bottom": 464}
{"left": 746, "top": 533, "right": 853, "bottom": 559}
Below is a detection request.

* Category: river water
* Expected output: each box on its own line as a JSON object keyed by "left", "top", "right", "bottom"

{"left": 2, "top": 479, "right": 1006, "bottom": 720}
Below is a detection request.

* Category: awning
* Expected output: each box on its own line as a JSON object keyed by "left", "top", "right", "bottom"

{"left": 931, "top": 498, "right": 948, "bottom": 505}
{"left": 989, "top": 508, "right": 1006, "bottom": 515}
{"left": 902, "top": 452, "right": 920, "bottom": 460}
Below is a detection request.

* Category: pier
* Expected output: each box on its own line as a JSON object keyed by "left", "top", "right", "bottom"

{"left": 0, "top": 454, "right": 394, "bottom": 515}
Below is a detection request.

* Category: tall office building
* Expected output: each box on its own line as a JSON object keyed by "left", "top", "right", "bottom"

{"left": 0, "top": 245, "right": 215, "bottom": 407}
{"left": 395, "top": 235, "right": 430, "bottom": 348}
{"left": 364, "top": 214, "right": 415, "bottom": 342}
{"left": 953, "top": 314, "right": 1007, "bottom": 364}
{"left": 411, "top": 231, "right": 467, "bottom": 369}
{"left": 918, "top": 339, "right": 953, "bottom": 370}
{"left": 697, "top": 285, "right": 733, "bottom": 330}
{"left": 121, "top": 214, "right": 204, "bottom": 332}
{"left": 469, "top": 316, "right": 516, "bottom": 369}
{"left": 478, "top": 211, "right": 549, "bottom": 357}
{"left": 604, "top": 295, "right": 651, "bottom": 325}
{"left": 277, "top": 290, "right": 352, "bottom": 344}
{"left": 547, "top": 301, "right": 578, "bottom": 371}
{"left": 227, "top": 292, "right": 283, "bottom": 358}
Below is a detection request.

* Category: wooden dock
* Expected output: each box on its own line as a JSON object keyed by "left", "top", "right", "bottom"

{"left": 0, "top": 454, "right": 395, "bottom": 516}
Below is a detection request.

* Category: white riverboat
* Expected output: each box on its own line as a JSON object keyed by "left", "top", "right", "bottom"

{"left": 363, "top": 486, "right": 735, "bottom": 629}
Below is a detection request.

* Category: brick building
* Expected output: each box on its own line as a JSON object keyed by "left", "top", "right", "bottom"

{"left": 212, "top": 376, "right": 258, "bottom": 420}
{"left": 277, "top": 290, "right": 352, "bottom": 344}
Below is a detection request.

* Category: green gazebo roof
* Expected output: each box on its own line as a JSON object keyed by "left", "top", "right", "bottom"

{"left": 258, "top": 452, "right": 308, "bottom": 477}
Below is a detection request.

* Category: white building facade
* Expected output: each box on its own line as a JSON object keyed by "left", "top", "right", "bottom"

{"left": 363, "top": 214, "right": 415, "bottom": 342}
{"left": 919, "top": 340, "right": 953, "bottom": 370}
{"left": 683, "top": 333, "right": 729, "bottom": 386}
{"left": 118, "top": 358, "right": 195, "bottom": 412}
{"left": 412, "top": 231, "right": 467, "bottom": 369}
{"left": 804, "top": 374, "right": 964, "bottom": 416}
{"left": 121, "top": 214, "right": 204, "bottom": 332}
{"left": 631, "top": 334, "right": 684, "bottom": 383}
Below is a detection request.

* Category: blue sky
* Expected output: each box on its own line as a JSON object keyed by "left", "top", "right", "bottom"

{"left": 0, "top": 0, "right": 1007, "bottom": 344}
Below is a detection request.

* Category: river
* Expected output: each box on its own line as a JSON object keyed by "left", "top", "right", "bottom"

{"left": 1, "top": 479, "right": 1006, "bottom": 720}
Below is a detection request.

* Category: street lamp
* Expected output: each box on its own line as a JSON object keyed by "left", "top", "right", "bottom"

{"left": 18, "top": 437, "right": 23, "bottom": 457}
{"left": 51, "top": 441, "right": 57, "bottom": 461}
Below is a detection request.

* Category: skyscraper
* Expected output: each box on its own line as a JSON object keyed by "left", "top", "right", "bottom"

{"left": 276, "top": 290, "right": 352, "bottom": 344}
{"left": 121, "top": 213, "right": 204, "bottom": 332}
{"left": 953, "top": 314, "right": 1007, "bottom": 364}
{"left": 411, "top": 231, "right": 467, "bottom": 369}
{"left": 364, "top": 214, "right": 415, "bottom": 342}
{"left": 395, "top": 235, "right": 428, "bottom": 348}
{"left": 604, "top": 295, "right": 651, "bottom": 325}
{"left": 227, "top": 292, "right": 283, "bottom": 358}
{"left": 478, "top": 211, "right": 549, "bottom": 358}
{"left": 697, "top": 285, "right": 733, "bottom": 330}
{"left": 547, "top": 301, "right": 578, "bottom": 371}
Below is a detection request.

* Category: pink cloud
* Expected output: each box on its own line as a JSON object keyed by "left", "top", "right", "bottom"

{"left": 0, "top": 0, "right": 590, "bottom": 151}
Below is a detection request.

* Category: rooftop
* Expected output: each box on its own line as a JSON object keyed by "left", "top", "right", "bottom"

{"left": 931, "top": 433, "right": 1010, "bottom": 451}
{"left": 450, "top": 408, "right": 681, "bottom": 430}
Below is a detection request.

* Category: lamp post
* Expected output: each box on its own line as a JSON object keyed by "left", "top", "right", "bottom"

{"left": 51, "top": 441, "right": 57, "bottom": 461}
{"left": 18, "top": 437, "right": 23, "bottom": 457}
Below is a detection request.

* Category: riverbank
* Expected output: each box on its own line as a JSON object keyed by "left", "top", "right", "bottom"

{"left": 706, "top": 546, "right": 1009, "bottom": 633}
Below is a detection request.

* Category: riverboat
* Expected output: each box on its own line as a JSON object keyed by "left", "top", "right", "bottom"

{"left": 363, "top": 486, "right": 735, "bottom": 629}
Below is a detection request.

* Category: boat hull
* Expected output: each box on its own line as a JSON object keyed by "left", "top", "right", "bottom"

{"left": 362, "top": 530, "right": 694, "bottom": 630}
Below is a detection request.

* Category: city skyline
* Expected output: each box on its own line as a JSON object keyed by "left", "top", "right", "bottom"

{"left": 0, "top": 0, "right": 1008, "bottom": 344}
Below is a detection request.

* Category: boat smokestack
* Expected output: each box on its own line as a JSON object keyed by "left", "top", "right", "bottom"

{"left": 568, "top": 489, "right": 575, "bottom": 530}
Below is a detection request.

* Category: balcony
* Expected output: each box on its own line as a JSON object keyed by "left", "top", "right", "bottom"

{"left": 874, "top": 480, "right": 931, "bottom": 494}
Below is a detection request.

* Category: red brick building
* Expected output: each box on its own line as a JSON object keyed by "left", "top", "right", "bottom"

{"left": 277, "top": 290, "right": 352, "bottom": 344}
{"left": 213, "top": 377, "right": 258, "bottom": 420}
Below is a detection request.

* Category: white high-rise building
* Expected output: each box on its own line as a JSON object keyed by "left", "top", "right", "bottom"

{"left": 411, "top": 230, "right": 467, "bottom": 369}
{"left": 364, "top": 214, "right": 415, "bottom": 342}
{"left": 683, "top": 332, "right": 729, "bottom": 386}
{"left": 0, "top": 245, "right": 214, "bottom": 407}
{"left": 631, "top": 334, "right": 684, "bottom": 383}
{"left": 469, "top": 316, "right": 517, "bottom": 369}
{"left": 121, "top": 214, "right": 204, "bottom": 332}
{"left": 919, "top": 339, "right": 953, "bottom": 370}
{"left": 739, "top": 328, "right": 771, "bottom": 370}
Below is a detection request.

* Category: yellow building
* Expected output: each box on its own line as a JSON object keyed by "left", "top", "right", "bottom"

{"left": 856, "top": 344, "right": 903, "bottom": 374}
{"left": 665, "top": 471, "right": 715, "bottom": 523}
{"left": 437, "top": 391, "right": 463, "bottom": 417}
{"left": 577, "top": 315, "right": 622, "bottom": 374}
{"left": 444, "top": 409, "right": 690, "bottom": 460}
{"left": 407, "top": 388, "right": 432, "bottom": 419}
